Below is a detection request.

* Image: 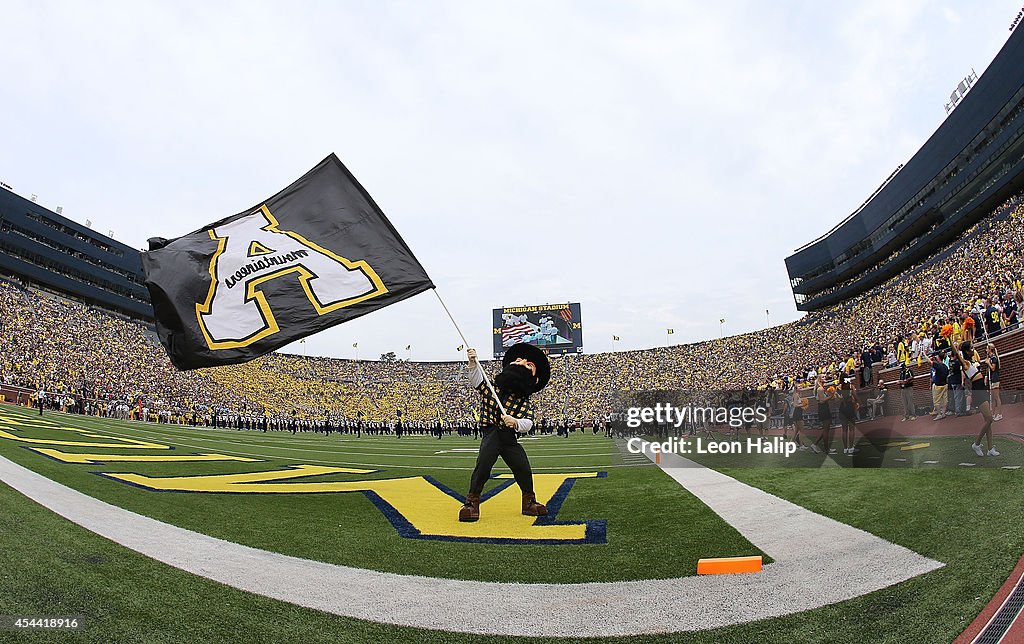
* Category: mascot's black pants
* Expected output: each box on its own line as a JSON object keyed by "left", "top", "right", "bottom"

{"left": 469, "top": 426, "right": 534, "bottom": 495}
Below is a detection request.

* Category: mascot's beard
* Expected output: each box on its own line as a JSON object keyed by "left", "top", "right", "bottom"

{"left": 494, "top": 364, "right": 536, "bottom": 395}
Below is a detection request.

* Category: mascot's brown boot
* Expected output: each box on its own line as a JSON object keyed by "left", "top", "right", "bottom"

{"left": 522, "top": 492, "right": 548, "bottom": 517}
{"left": 459, "top": 493, "right": 480, "bottom": 522}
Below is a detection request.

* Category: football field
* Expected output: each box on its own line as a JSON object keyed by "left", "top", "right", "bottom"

{"left": 1, "top": 403, "right": 1022, "bottom": 642}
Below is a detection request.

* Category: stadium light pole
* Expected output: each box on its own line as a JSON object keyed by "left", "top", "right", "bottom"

{"left": 766, "top": 309, "right": 770, "bottom": 328}
{"left": 720, "top": 318, "right": 725, "bottom": 338}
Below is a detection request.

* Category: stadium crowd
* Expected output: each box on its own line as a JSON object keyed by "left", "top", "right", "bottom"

{"left": 0, "top": 192, "right": 1021, "bottom": 426}
{"left": 0, "top": 280, "right": 247, "bottom": 418}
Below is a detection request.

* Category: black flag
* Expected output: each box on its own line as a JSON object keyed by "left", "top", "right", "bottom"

{"left": 141, "top": 154, "right": 434, "bottom": 370}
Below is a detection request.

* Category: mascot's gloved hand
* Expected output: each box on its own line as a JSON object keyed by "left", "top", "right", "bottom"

{"left": 501, "top": 414, "right": 522, "bottom": 431}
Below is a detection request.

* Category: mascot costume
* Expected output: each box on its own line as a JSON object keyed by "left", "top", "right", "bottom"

{"left": 459, "top": 343, "right": 551, "bottom": 522}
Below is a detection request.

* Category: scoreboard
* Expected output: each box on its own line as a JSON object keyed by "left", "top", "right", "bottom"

{"left": 492, "top": 302, "right": 583, "bottom": 359}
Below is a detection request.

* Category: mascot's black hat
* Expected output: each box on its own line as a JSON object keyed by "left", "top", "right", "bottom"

{"left": 502, "top": 343, "right": 551, "bottom": 393}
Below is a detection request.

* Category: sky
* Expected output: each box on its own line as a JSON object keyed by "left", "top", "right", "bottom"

{"left": 1, "top": 0, "right": 1021, "bottom": 362}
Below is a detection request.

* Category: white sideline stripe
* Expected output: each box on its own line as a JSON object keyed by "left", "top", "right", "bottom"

{"left": 637, "top": 441, "right": 944, "bottom": 620}
{"left": 0, "top": 452, "right": 942, "bottom": 637}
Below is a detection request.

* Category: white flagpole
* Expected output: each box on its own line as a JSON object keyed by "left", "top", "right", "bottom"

{"left": 432, "top": 289, "right": 507, "bottom": 416}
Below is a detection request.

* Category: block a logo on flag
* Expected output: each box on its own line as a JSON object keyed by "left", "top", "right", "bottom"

{"left": 142, "top": 154, "right": 434, "bottom": 370}
{"left": 197, "top": 204, "right": 388, "bottom": 350}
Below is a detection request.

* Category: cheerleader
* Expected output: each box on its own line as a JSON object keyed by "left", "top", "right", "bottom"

{"left": 986, "top": 344, "right": 1002, "bottom": 422}
{"left": 838, "top": 378, "right": 859, "bottom": 455}
{"left": 952, "top": 342, "right": 998, "bottom": 457}
{"left": 789, "top": 383, "right": 808, "bottom": 450}
{"left": 810, "top": 373, "right": 836, "bottom": 454}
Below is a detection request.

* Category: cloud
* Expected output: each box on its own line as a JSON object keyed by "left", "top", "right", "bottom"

{"left": 0, "top": 0, "right": 1014, "bottom": 360}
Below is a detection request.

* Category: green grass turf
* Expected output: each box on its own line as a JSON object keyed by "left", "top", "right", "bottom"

{"left": 3, "top": 461, "right": 1023, "bottom": 644}
{"left": 0, "top": 404, "right": 764, "bottom": 584}
{"left": 3, "top": 403, "right": 1023, "bottom": 642}
{"left": 714, "top": 466, "right": 1024, "bottom": 643}
{"left": 0, "top": 480, "right": 480, "bottom": 644}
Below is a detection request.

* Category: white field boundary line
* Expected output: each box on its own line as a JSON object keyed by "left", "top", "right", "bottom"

{"left": 1, "top": 450, "right": 942, "bottom": 637}
{"left": 9, "top": 411, "right": 612, "bottom": 455}
{"left": 635, "top": 440, "right": 945, "bottom": 619}
{"left": 16, "top": 410, "right": 606, "bottom": 451}
{"left": 29, "top": 431, "right": 621, "bottom": 465}
{"left": 0, "top": 413, "right": 622, "bottom": 469}
{"left": 12, "top": 436, "right": 630, "bottom": 471}
{"left": 112, "top": 427, "right": 609, "bottom": 452}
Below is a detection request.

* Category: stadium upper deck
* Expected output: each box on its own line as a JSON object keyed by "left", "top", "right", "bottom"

{"left": 786, "top": 25, "right": 1024, "bottom": 311}
{"left": 0, "top": 186, "right": 151, "bottom": 319}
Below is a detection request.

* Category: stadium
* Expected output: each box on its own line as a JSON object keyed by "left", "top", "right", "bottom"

{"left": 2, "top": 5, "right": 1024, "bottom": 644}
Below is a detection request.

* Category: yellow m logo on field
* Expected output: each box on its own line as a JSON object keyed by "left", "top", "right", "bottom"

{"left": 103, "top": 466, "right": 607, "bottom": 544}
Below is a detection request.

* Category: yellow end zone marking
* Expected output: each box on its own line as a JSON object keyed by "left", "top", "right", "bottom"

{"left": 30, "top": 449, "right": 260, "bottom": 464}
{"left": 105, "top": 465, "right": 377, "bottom": 492}
{"left": 0, "top": 410, "right": 172, "bottom": 450}
{"left": 0, "top": 428, "right": 170, "bottom": 449}
{"left": 106, "top": 467, "right": 599, "bottom": 542}
{"left": 0, "top": 416, "right": 59, "bottom": 428}
{"left": 900, "top": 443, "right": 931, "bottom": 451}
